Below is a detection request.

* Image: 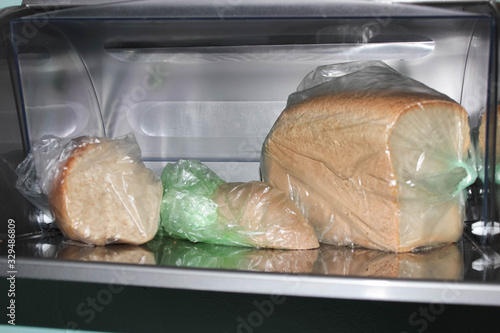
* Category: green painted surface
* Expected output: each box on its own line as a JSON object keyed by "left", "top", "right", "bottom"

{"left": 0, "top": 325, "right": 110, "bottom": 333}
{"left": 0, "top": 1, "right": 22, "bottom": 10}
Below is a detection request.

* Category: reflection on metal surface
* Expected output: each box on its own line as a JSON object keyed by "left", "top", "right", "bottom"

{"left": 472, "top": 254, "right": 500, "bottom": 271}
{"left": 56, "top": 242, "right": 156, "bottom": 265}
{"left": 148, "top": 237, "right": 319, "bottom": 274}
{"left": 471, "top": 221, "right": 500, "bottom": 236}
{"left": 36, "top": 234, "right": 465, "bottom": 280}
{"left": 315, "top": 244, "right": 463, "bottom": 280}
{"left": 12, "top": 23, "right": 105, "bottom": 148}
{"left": 476, "top": 106, "right": 499, "bottom": 244}
{"left": 106, "top": 41, "right": 435, "bottom": 64}
{"left": 9, "top": 231, "right": 500, "bottom": 305}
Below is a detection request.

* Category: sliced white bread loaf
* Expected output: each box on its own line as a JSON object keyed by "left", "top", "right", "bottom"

{"left": 262, "top": 91, "right": 474, "bottom": 252}
{"left": 50, "top": 137, "right": 163, "bottom": 245}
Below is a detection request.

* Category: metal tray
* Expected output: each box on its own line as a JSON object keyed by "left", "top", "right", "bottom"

{"left": 2, "top": 227, "right": 499, "bottom": 307}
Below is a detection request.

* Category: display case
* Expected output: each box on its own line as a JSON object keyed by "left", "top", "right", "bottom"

{"left": 1, "top": 2, "right": 500, "bottom": 330}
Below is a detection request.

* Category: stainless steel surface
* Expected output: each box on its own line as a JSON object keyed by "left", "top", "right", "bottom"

{"left": 106, "top": 41, "right": 435, "bottom": 64}
{"left": 2, "top": 231, "right": 500, "bottom": 306}
{"left": 9, "top": 2, "right": 493, "bottom": 179}
{"left": 20, "top": 0, "right": 495, "bottom": 7}
{"left": 0, "top": 7, "right": 26, "bottom": 155}
{"left": 1, "top": 0, "right": 499, "bottom": 310}
{"left": 20, "top": 0, "right": 483, "bottom": 18}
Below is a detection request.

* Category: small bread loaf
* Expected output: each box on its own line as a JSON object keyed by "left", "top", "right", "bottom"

{"left": 262, "top": 87, "right": 474, "bottom": 252}
{"left": 159, "top": 159, "right": 319, "bottom": 250}
{"left": 212, "top": 181, "right": 320, "bottom": 250}
{"left": 50, "top": 137, "right": 163, "bottom": 245}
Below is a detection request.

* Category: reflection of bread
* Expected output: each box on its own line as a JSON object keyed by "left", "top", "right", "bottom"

{"left": 314, "top": 244, "right": 462, "bottom": 280}
{"left": 50, "top": 138, "right": 163, "bottom": 245}
{"left": 263, "top": 92, "right": 470, "bottom": 252}
{"left": 57, "top": 244, "right": 155, "bottom": 265}
{"left": 212, "top": 181, "right": 319, "bottom": 250}
{"left": 315, "top": 246, "right": 399, "bottom": 277}
{"left": 156, "top": 238, "right": 318, "bottom": 273}
{"left": 244, "top": 248, "right": 318, "bottom": 273}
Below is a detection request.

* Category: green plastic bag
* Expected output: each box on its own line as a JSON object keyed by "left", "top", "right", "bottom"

{"left": 159, "top": 159, "right": 319, "bottom": 250}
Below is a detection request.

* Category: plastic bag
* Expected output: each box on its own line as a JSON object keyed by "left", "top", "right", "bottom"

{"left": 15, "top": 136, "right": 65, "bottom": 221}
{"left": 16, "top": 134, "right": 163, "bottom": 245}
{"left": 159, "top": 159, "right": 319, "bottom": 250}
{"left": 261, "top": 60, "right": 477, "bottom": 252}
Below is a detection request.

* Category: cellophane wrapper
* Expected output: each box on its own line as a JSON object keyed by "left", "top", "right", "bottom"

{"left": 159, "top": 159, "right": 319, "bottom": 250}
{"left": 261, "top": 60, "right": 477, "bottom": 252}
{"left": 16, "top": 134, "right": 162, "bottom": 245}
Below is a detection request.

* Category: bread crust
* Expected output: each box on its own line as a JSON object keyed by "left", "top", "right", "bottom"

{"left": 50, "top": 142, "right": 94, "bottom": 243}
{"left": 212, "top": 181, "right": 320, "bottom": 250}
{"left": 262, "top": 91, "right": 469, "bottom": 252}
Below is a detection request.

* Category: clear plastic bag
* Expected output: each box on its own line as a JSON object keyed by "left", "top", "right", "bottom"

{"left": 261, "top": 60, "right": 477, "bottom": 252}
{"left": 159, "top": 159, "right": 319, "bottom": 250}
{"left": 16, "top": 134, "right": 163, "bottom": 245}
{"left": 15, "top": 136, "right": 65, "bottom": 221}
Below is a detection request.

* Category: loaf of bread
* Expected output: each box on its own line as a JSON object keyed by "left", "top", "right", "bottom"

{"left": 50, "top": 136, "right": 163, "bottom": 245}
{"left": 212, "top": 181, "right": 320, "bottom": 249}
{"left": 262, "top": 62, "right": 476, "bottom": 252}
{"left": 160, "top": 159, "right": 319, "bottom": 250}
